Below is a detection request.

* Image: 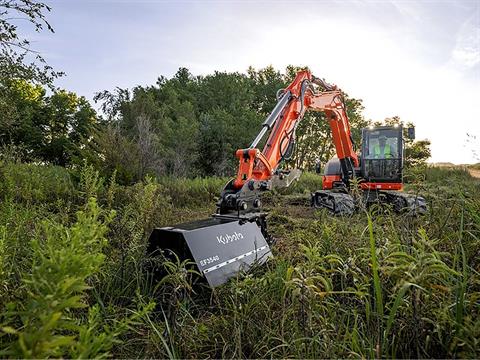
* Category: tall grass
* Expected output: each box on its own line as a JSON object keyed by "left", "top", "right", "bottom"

{"left": 0, "top": 160, "right": 479, "bottom": 358}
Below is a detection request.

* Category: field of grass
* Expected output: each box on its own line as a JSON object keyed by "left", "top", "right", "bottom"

{"left": 0, "top": 161, "right": 479, "bottom": 358}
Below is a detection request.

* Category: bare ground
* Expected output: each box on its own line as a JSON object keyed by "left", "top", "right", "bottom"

{"left": 469, "top": 169, "right": 480, "bottom": 178}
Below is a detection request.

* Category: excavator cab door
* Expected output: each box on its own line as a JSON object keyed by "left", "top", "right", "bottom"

{"left": 360, "top": 126, "right": 403, "bottom": 183}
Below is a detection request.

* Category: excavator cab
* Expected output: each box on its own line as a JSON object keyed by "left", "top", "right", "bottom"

{"left": 360, "top": 126, "right": 403, "bottom": 184}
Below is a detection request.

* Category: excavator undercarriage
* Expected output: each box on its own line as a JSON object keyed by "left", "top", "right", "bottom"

{"left": 312, "top": 189, "right": 427, "bottom": 216}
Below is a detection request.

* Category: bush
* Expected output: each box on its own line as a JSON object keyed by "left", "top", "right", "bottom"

{"left": 0, "top": 162, "right": 74, "bottom": 204}
{"left": 0, "top": 199, "right": 113, "bottom": 357}
{"left": 285, "top": 171, "right": 322, "bottom": 194}
{"left": 157, "top": 176, "right": 227, "bottom": 208}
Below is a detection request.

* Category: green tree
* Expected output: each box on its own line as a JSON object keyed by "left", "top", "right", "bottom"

{"left": 247, "top": 65, "right": 285, "bottom": 116}
{"left": 196, "top": 70, "right": 261, "bottom": 175}
{"left": 405, "top": 139, "right": 431, "bottom": 167}
{"left": 44, "top": 90, "right": 97, "bottom": 165}
{"left": 0, "top": 80, "right": 97, "bottom": 165}
{"left": 0, "top": 79, "right": 45, "bottom": 158}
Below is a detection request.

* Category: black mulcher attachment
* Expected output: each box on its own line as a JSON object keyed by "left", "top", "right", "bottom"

{"left": 147, "top": 215, "right": 271, "bottom": 288}
{"left": 147, "top": 179, "right": 273, "bottom": 288}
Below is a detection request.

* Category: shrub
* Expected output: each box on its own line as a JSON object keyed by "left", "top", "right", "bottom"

{"left": 157, "top": 176, "right": 227, "bottom": 208}
{"left": 0, "top": 162, "right": 74, "bottom": 204}
{"left": 0, "top": 199, "right": 113, "bottom": 356}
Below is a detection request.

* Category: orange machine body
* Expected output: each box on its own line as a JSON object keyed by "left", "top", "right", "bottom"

{"left": 321, "top": 175, "right": 403, "bottom": 191}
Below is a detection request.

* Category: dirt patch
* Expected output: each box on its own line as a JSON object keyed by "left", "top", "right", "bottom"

{"left": 469, "top": 169, "right": 480, "bottom": 178}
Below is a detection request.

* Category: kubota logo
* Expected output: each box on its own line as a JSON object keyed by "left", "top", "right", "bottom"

{"left": 217, "top": 231, "right": 244, "bottom": 244}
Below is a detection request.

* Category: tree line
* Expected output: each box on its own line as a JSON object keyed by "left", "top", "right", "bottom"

{"left": 0, "top": 1, "right": 430, "bottom": 185}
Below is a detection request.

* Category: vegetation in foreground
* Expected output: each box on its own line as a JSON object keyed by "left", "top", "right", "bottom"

{"left": 0, "top": 160, "right": 478, "bottom": 358}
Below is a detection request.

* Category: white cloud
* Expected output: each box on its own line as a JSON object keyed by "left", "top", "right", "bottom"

{"left": 451, "top": 16, "right": 480, "bottom": 68}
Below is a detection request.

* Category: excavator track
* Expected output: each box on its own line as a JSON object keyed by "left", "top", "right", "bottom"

{"left": 311, "top": 190, "right": 355, "bottom": 215}
{"left": 382, "top": 191, "right": 427, "bottom": 215}
{"left": 312, "top": 189, "right": 427, "bottom": 216}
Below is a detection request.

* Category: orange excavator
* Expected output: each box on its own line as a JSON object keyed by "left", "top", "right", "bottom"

{"left": 147, "top": 70, "right": 426, "bottom": 287}
{"left": 217, "top": 69, "right": 425, "bottom": 217}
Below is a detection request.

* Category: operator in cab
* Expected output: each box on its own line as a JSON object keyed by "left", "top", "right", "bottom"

{"left": 372, "top": 135, "right": 395, "bottom": 159}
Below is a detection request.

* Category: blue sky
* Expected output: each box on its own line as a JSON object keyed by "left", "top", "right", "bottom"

{"left": 25, "top": 0, "right": 480, "bottom": 163}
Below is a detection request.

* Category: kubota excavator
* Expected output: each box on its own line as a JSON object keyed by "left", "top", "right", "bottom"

{"left": 147, "top": 70, "right": 426, "bottom": 287}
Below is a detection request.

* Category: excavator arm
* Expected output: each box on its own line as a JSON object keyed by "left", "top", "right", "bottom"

{"left": 217, "top": 70, "right": 359, "bottom": 216}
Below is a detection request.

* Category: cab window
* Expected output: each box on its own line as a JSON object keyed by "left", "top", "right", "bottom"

{"left": 364, "top": 130, "right": 399, "bottom": 159}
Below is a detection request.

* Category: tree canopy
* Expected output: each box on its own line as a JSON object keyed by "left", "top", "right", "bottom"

{"left": 0, "top": 1, "right": 434, "bottom": 185}
{"left": 0, "top": 79, "right": 97, "bottom": 165}
{"left": 1, "top": 64, "right": 431, "bottom": 183}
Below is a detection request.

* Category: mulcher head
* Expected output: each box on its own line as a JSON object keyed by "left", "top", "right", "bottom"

{"left": 147, "top": 216, "right": 272, "bottom": 287}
